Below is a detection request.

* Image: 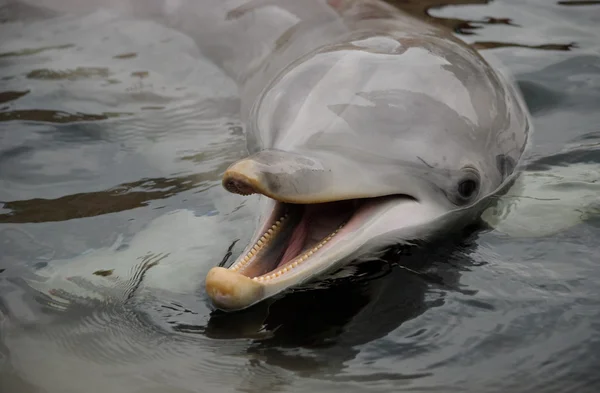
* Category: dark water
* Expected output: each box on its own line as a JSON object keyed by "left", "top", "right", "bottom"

{"left": 1, "top": 1, "right": 600, "bottom": 392}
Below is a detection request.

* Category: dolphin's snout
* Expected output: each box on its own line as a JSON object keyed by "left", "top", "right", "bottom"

{"left": 222, "top": 157, "right": 266, "bottom": 197}
{"left": 221, "top": 150, "right": 332, "bottom": 203}
{"left": 205, "top": 267, "right": 265, "bottom": 311}
{"left": 223, "top": 174, "right": 258, "bottom": 196}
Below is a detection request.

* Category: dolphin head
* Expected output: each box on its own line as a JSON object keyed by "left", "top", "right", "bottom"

{"left": 205, "top": 34, "right": 530, "bottom": 311}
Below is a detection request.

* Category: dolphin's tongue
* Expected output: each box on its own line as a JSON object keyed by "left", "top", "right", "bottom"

{"left": 278, "top": 214, "right": 309, "bottom": 267}
{"left": 277, "top": 201, "right": 355, "bottom": 268}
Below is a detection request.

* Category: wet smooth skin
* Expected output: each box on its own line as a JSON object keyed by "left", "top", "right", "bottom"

{"left": 201, "top": 0, "right": 531, "bottom": 311}
{"left": 28, "top": 0, "right": 531, "bottom": 311}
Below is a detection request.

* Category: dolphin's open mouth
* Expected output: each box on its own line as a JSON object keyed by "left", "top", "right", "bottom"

{"left": 205, "top": 194, "right": 417, "bottom": 311}
{"left": 229, "top": 199, "right": 359, "bottom": 281}
{"left": 204, "top": 154, "right": 426, "bottom": 311}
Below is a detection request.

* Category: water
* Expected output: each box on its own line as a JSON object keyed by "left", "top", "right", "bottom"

{"left": 1, "top": 1, "right": 599, "bottom": 392}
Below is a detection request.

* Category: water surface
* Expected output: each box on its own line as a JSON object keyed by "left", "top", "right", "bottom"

{"left": 1, "top": 1, "right": 600, "bottom": 392}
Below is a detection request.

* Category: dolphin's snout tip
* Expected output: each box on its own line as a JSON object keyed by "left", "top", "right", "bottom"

{"left": 222, "top": 174, "right": 257, "bottom": 196}
{"left": 205, "top": 267, "right": 265, "bottom": 311}
{"left": 222, "top": 159, "right": 264, "bottom": 196}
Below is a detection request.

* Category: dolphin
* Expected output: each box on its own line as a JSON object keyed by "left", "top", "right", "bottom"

{"left": 199, "top": 0, "right": 532, "bottom": 311}
{"left": 19, "top": 0, "right": 532, "bottom": 311}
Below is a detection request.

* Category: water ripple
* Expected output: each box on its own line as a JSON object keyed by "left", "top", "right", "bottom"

{"left": 1, "top": 1, "right": 600, "bottom": 392}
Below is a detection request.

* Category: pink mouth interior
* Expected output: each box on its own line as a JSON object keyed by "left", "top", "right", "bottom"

{"left": 276, "top": 201, "right": 356, "bottom": 268}
{"left": 232, "top": 195, "right": 417, "bottom": 280}
{"left": 278, "top": 214, "right": 309, "bottom": 267}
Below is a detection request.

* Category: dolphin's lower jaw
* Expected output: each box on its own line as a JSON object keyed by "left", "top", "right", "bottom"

{"left": 205, "top": 187, "right": 425, "bottom": 311}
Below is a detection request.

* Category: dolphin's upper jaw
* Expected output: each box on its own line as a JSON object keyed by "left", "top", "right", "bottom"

{"left": 205, "top": 193, "right": 421, "bottom": 312}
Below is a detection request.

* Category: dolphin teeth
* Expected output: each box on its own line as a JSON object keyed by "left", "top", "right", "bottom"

{"left": 232, "top": 212, "right": 346, "bottom": 282}
{"left": 253, "top": 220, "right": 348, "bottom": 282}
{"left": 228, "top": 213, "right": 288, "bottom": 272}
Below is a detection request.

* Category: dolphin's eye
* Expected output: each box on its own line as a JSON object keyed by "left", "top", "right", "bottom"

{"left": 458, "top": 179, "right": 478, "bottom": 199}
{"left": 451, "top": 168, "right": 480, "bottom": 205}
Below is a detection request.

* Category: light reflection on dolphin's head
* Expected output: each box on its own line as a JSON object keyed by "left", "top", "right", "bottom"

{"left": 205, "top": 34, "right": 530, "bottom": 311}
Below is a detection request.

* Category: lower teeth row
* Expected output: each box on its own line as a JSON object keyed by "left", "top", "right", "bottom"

{"left": 230, "top": 213, "right": 288, "bottom": 272}
{"left": 252, "top": 224, "right": 344, "bottom": 282}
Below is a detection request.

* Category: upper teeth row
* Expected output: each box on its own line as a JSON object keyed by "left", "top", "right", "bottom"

{"left": 252, "top": 225, "right": 343, "bottom": 282}
{"left": 229, "top": 214, "right": 288, "bottom": 272}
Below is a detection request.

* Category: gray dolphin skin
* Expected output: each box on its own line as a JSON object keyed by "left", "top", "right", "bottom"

{"left": 24, "top": 0, "right": 531, "bottom": 311}
{"left": 203, "top": 0, "right": 532, "bottom": 311}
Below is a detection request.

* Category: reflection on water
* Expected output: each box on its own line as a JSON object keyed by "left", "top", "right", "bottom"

{"left": 558, "top": 0, "right": 600, "bottom": 5}
{"left": 0, "top": 109, "right": 125, "bottom": 122}
{"left": 472, "top": 41, "right": 577, "bottom": 51}
{"left": 0, "top": 89, "right": 29, "bottom": 104}
{"left": 1, "top": 0, "right": 600, "bottom": 392}
{"left": 0, "top": 171, "right": 221, "bottom": 223}
{"left": 390, "top": 0, "right": 581, "bottom": 50}
{"left": 0, "top": 44, "right": 74, "bottom": 58}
